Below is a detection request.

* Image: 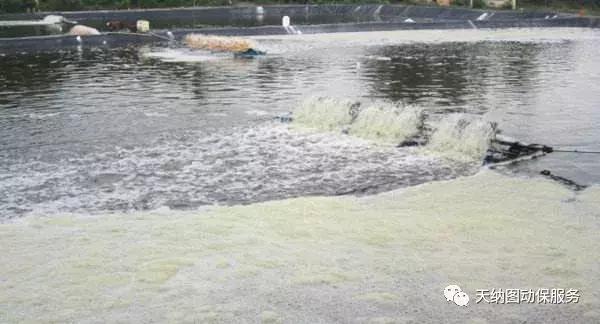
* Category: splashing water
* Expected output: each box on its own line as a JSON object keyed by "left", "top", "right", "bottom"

{"left": 292, "top": 97, "right": 356, "bottom": 132}
{"left": 426, "top": 114, "right": 497, "bottom": 162}
{"left": 292, "top": 97, "right": 495, "bottom": 163}
{"left": 293, "top": 97, "right": 424, "bottom": 144}
{"left": 348, "top": 102, "right": 424, "bottom": 144}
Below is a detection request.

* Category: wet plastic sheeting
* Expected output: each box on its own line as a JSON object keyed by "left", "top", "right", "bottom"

{"left": 0, "top": 4, "right": 560, "bottom": 25}
{"left": 1, "top": 5, "right": 599, "bottom": 53}
{"left": 2, "top": 17, "right": 600, "bottom": 53}
{"left": 0, "top": 33, "right": 161, "bottom": 52}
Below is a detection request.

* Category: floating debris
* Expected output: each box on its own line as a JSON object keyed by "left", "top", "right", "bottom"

{"left": 68, "top": 25, "right": 100, "bottom": 36}
{"left": 184, "top": 34, "right": 255, "bottom": 53}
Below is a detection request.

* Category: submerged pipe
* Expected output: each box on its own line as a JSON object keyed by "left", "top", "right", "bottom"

{"left": 540, "top": 170, "right": 587, "bottom": 191}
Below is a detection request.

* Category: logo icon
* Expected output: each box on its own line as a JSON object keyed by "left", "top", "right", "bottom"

{"left": 444, "top": 284, "right": 469, "bottom": 306}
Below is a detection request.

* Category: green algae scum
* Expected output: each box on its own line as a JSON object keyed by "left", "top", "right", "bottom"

{"left": 1, "top": 4, "right": 600, "bottom": 324}
{"left": 1, "top": 172, "right": 599, "bottom": 322}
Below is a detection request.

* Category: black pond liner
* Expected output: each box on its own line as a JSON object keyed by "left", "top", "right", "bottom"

{"left": 1, "top": 5, "right": 598, "bottom": 53}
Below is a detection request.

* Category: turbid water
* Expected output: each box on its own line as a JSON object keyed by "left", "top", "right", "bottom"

{"left": 0, "top": 28, "right": 599, "bottom": 323}
{"left": 1, "top": 28, "right": 599, "bottom": 218}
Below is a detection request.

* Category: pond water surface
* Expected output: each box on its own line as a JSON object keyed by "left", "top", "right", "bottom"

{"left": 1, "top": 28, "right": 599, "bottom": 219}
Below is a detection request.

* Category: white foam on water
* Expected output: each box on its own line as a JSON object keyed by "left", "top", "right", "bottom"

{"left": 255, "top": 28, "right": 600, "bottom": 48}
{"left": 244, "top": 109, "right": 270, "bottom": 116}
{"left": 142, "top": 111, "right": 169, "bottom": 118}
{"left": 0, "top": 171, "right": 597, "bottom": 323}
{"left": 1, "top": 123, "right": 459, "bottom": 217}
{"left": 364, "top": 55, "right": 392, "bottom": 61}
{"left": 141, "top": 48, "right": 228, "bottom": 63}
{"left": 347, "top": 101, "right": 423, "bottom": 144}
{"left": 28, "top": 112, "right": 60, "bottom": 119}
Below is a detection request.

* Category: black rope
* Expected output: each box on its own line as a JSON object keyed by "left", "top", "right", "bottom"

{"left": 552, "top": 149, "right": 600, "bottom": 154}
{"left": 492, "top": 138, "right": 600, "bottom": 155}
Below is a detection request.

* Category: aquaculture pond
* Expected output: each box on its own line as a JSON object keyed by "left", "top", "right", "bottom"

{"left": 1, "top": 28, "right": 599, "bottom": 217}
{"left": 0, "top": 28, "right": 599, "bottom": 324}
